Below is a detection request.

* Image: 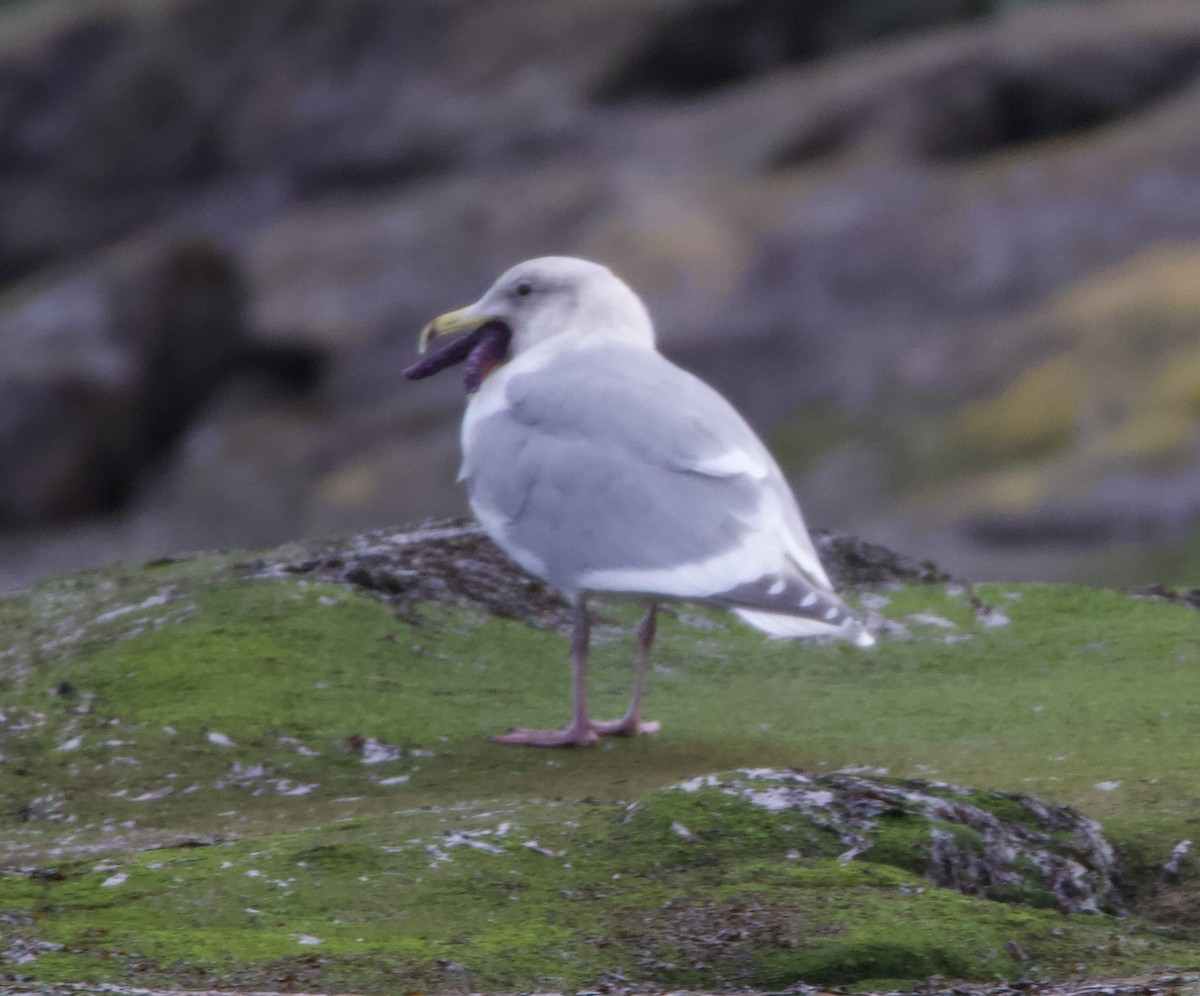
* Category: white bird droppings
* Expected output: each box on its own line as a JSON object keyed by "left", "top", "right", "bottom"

{"left": 977, "top": 607, "right": 1011, "bottom": 628}
{"left": 1164, "top": 840, "right": 1192, "bottom": 875}
{"left": 907, "top": 612, "right": 957, "bottom": 629}
{"left": 131, "top": 785, "right": 173, "bottom": 802}
{"left": 361, "top": 738, "right": 403, "bottom": 764}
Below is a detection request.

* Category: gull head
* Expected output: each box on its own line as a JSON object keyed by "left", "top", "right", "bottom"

{"left": 406, "top": 257, "right": 655, "bottom": 392}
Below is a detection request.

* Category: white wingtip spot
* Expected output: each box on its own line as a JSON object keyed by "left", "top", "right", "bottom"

{"left": 801, "top": 593, "right": 818, "bottom": 608}
{"left": 768, "top": 578, "right": 786, "bottom": 596}
{"left": 691, "top": 450, "right": 770, "bottom": 480}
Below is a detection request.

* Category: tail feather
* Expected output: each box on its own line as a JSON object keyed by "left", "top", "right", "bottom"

{"left": 714, "top": 570, "right": 875, "bottom": 646}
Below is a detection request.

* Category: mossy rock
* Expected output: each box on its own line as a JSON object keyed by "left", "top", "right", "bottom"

{"left": 1, "top": 527, "right": 1199, "bottom": 991}
{"left": 637, "top": 769, "right": 1121, "bottom": 913}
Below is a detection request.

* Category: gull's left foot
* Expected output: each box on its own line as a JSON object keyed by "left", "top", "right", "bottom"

{"left": 589, "top": 716, "right": 662, "bottom": 737}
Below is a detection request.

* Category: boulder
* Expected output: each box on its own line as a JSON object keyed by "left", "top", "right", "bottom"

{"left": 0, "top": 376, "right": 137, "bottom": 524}
{"left": 0, "top": 237, "right": 323, "bottom": 528}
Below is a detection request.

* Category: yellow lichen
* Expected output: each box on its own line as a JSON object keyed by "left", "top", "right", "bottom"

{"left": 952, "top": 244, "right": 1200, "bottom": 476}
{"left": 1090, "top": 409, "right": 1198, "bottom": 466}
{"left": 1155, "top": 345, "right": 1200, "bottom": 413}
{"left": 1051, "top": 244, "right": 1200, "bottom": 335}
{"left": 954, "top": 354, "right": 1081, "bottom": 459}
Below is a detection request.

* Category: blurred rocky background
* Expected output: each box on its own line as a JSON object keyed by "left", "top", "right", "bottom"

{"left": 3, "top": 0, "right": 1200, "bottom": 590}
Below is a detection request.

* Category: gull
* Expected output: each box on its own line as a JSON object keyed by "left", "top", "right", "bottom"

{"left": 406, "top": 257, "right": 873, "bottom": 747}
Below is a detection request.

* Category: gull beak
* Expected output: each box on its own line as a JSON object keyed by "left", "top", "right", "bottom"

{"left": 419, "top": 305, "right": 489, "bottom": 354}
{"left": 407, "top": 302, "right": 511, "bottom": 386}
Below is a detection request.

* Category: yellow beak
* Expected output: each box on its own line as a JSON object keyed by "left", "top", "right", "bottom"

{"left": 418, "top": 306, "right": 489, "bottom": 354}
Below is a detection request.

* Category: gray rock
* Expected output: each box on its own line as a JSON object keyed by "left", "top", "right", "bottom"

{"left": 0, "top": 237, "right": 319, "bottom": 527}
{"left": 3, "top": 0, "right": 1200, "bottom": 586}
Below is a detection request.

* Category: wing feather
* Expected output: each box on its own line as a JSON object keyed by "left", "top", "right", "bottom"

{"left": 461, "top": 341, "right": 844, "bottom": 634}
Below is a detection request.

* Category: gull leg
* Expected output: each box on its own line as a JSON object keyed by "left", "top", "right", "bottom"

{"left": 591, "top": 602, "right": 662, "bottom": 737}
{"left": 493, "top": 599, "right": 599, "bottom": 747}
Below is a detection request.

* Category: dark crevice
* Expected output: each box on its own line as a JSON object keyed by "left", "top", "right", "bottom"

{"left": 917, "top": 42, "right": 1200, "bottom": 159}
{"left": 768, "top": 37, "right": 1200, "bottom": 170}
{"left": 767, "top": 106, "right": 868, "bottom": 169}
{"left": 595, "top": 0, "right": 993, "bottom": 102}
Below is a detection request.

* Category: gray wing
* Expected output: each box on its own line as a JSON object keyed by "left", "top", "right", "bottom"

{"left": 461, "top": 342, "right": 831, "bottom": 604}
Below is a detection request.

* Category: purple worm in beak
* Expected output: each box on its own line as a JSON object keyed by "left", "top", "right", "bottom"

{"left": 404, "top": 322, "right": 512, "bottom": 393}
{"left": 461, "top": 324, "right": 512, "bottom": 393}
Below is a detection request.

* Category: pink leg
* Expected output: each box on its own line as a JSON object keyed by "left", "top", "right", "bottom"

{"left": 591, "top": 603, "right": 662, "bottom": 737}
{"left": 492, "top": 600, "right": 599, "bottom": 747}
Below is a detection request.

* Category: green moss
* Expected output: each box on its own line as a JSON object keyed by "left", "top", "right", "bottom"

{"left": 3, "top": 555, "right": 1200, "bottom": 989}
{"left": 862, "top": 814, "right": 943, "bottom": 876}
{"left": 756, "top": 937, "right": 979, "bottom": 989}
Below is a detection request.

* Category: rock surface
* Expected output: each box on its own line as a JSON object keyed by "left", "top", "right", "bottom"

{"left": 668, "top": 768, "right": 1123, "bottom": 914}
{"left": 4, "top": 0, "right": 1200, "bottom": 588}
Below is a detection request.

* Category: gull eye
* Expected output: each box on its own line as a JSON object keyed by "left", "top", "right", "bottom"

{"left": 515, "top": 281, "right": 533, "bottom": 298}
